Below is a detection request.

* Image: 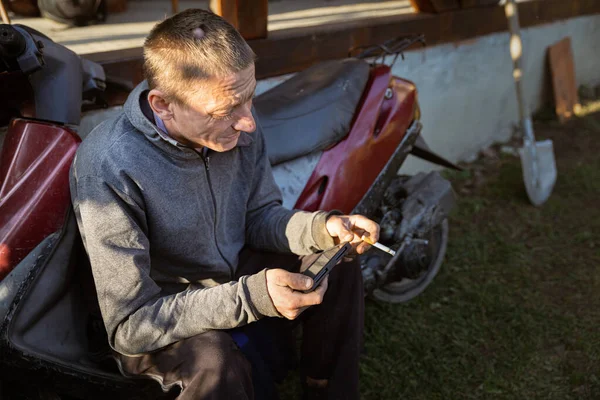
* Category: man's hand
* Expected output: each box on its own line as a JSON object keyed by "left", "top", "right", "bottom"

{"left": 326, "top": 214, "right": 380, "bottom": 254}
{"left": 266, "top": 269, "right": 328, "bottom": 320}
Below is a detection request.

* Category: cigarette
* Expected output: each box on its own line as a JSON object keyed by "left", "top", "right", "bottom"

{"left": 361, "top": 236, "right": 396, "bottom": 257}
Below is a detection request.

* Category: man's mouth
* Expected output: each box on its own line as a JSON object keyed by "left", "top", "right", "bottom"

{"left": 224, "top": 131, "right": 240, "bottom": 140}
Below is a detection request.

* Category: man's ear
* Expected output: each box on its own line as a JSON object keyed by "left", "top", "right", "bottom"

{"left": 148, "top": 89, "right": 174, "bottom": 121}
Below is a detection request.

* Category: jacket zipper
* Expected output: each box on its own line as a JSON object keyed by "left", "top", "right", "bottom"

{"left": 200, "top": 152, "right": 235, "bottom": 280}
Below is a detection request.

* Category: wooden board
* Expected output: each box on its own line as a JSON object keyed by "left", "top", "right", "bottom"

{"left": 106, "top": 0, "right": 127, "bottom": 14}
{"left": 237, "top": 0, "right": 268, "bottom": 40}
{"left": 548, "top": 37, "right": 579, "bottom": 123}
{"left": 210, "top": 0, "right": 268, "bottom": 40}
{"left": 410, "top": 0, "right": 460, "bottom": 13}
{"left": 460, "top": 0, "right": 500, "bottom": 8}
{"left": 430, "top": 0, "right": 460, "bottom": 12}
{"left": 409, "top": 0, "right": 435, "bottom": 13}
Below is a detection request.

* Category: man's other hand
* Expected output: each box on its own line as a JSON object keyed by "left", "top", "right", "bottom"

{"left": 326, "top": 214, "right": 380, "bottom": 254}
{"left": 265, "top": 269, "right": 328, "bottom": 320}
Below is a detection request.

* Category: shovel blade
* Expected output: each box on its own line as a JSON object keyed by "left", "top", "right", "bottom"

{"left": 518, "top": 139, "right": 557, "bottom": 206}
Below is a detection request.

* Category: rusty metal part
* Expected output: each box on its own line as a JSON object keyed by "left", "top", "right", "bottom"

{"left": 371, "top": 219, "right": 449, "bottom": 303}
{"left": 394, "top": 172, "right": 456, "bottom": 240}
{"left": 378, "top": 209, "right": 401, "bottom": 243}
{"left": 360, "top": 171, "right": 455, "bottom": 302}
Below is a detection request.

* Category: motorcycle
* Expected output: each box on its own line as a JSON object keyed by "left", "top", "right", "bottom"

{"left": 0, "top": 24, "right": 458, "bottom": 399}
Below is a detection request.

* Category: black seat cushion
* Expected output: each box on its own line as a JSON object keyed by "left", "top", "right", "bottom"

{"left": 3, "top": 211, "right": 164, "bottom": 398}
{"left": 255, "top": 59, "right": 370, "bottom": 165}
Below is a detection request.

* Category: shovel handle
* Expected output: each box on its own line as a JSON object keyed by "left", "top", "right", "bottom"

{"left": 504, "top": 0, "right": 533, "bottom": 134}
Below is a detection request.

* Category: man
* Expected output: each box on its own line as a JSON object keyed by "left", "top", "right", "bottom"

{"left": 70, "top": 8, "right": 379, "bottom": 400}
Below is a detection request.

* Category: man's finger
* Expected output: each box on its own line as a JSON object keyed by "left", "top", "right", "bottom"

{"left": 298, "top": 283, "right": 328, "bottom": 307}
{"left": 351, "top": 215, "right": 380, "bottom": 243}
{"left": 292, "top": 275, "right": 328, "bottom": 306}
{"left": 312, "top": 275, "right": 328, "bottom": 300}
{"left": 273, "top": 270, "right": 313, "bottom": 291}
{"left": 279, "top": 286, "right": 326, "bottom": 310}
{"left": 337, "top": 220, "right": 356, "bottom": 242}
{"left": 349, "top": 232, "right": 363, "bottom": 245}
{"left": 355, "top": 242, "right": 372, "bottom": 254}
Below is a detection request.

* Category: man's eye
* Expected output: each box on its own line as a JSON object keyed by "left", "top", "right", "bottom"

{"left": 212, "top": 113, "right": 233, "bottom": 121}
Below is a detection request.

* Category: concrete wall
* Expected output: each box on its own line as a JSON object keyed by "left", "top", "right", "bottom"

{"left": 386, "top": 14, "right": 600, "bottom": 174}
{"left": 79, "top": 14, "right": 600, "bottom": 174}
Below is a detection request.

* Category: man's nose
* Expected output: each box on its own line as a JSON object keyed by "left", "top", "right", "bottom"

{"left": 233, "top": 104, "right": 256, "bottom": 133}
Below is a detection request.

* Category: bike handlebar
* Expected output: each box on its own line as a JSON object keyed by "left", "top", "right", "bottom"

{"left": 0, "top": 25, "right": 26, "bottom": 59}
{"left": 350, "top": 34, "right": 426, "bottom": 67}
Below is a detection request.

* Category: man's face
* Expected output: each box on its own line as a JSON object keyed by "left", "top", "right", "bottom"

{"left": 156, "top": 64, "right": 257, "bottom": 152}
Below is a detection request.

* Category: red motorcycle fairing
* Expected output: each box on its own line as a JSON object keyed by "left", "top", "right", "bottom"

{"left": 294, "top": 65, "right": 417, "bottom": 214}
{"left": 0, "top": 118, "right": 80, "bottom": 281}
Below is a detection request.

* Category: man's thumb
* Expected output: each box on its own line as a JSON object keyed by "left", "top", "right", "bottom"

{"left": 280, "top": 271, "right": 313, "bottom": 290}
{"left": 341, "top": 230, "right": 354, "bottom": 242}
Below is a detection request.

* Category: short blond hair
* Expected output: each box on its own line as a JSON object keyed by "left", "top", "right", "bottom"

{"left": 143, "top": 8, "right": 256, "bottom": 104}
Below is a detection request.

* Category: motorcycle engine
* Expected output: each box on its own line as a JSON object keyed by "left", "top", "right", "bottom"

{"left": 360, "top": 172, "right": 455, "bottom": 291}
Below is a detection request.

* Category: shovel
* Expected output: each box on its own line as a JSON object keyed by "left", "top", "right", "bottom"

{"left": 504, "top": 0, "right": 557, "bottom": 206}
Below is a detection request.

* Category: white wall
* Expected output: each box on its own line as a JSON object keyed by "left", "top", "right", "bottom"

{"left": 391, "top": 14, "right": 600, "bottom": 174}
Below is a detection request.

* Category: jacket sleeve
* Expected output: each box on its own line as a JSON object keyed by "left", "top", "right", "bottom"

{"left": 71, "top": 174, "right": 280, "bottom": 356}
{"left": 244, "top": 119, "right": 336, "bottom": 255}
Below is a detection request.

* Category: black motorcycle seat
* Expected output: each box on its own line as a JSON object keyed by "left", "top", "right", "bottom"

{"left": 3, "top": 212, "right": 161, "bottom": 397}
{"left": 255, "top": 58, "right": 370, "bottom": 166}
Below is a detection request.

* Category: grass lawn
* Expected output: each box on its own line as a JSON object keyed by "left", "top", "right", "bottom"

{"left": 358, "top": 108, "right": 600, "bottom": 399}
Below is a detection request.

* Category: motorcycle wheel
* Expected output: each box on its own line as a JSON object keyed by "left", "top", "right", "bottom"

{"left": 371, "top": 218, "right": 448, "bottom": 303}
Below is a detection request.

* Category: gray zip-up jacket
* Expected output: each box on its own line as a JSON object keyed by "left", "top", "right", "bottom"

{"left": 70, "top": 81, "right": 336, "bottom": 356}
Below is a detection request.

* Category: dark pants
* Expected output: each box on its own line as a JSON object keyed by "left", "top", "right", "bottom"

{"left": 116, "top": 249, "right": 364, "bottom": 400}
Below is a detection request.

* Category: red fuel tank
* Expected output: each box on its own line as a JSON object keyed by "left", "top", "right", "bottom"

{"left": 0, "top": 119, "right": 80, "bottom": 281}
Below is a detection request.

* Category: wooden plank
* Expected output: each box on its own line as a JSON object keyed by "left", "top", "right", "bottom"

{"left": 210, "top": 0, "right": 268, "bottom": 40}
{"left": 250, "top": 0, "right": 600, "bottom": 79}
{"left": 410, "top": 0, "right": 460, "bottom": 13}
{"left": 250, "top": 6, "right": 506, "bottom": 78}
{"left": 460, "top": 0, "right": 500, "bottom": 9}
{"left": 85, "top": 0, "right": 600, "bottom": 104}
{"left": 548, "top": 37, "right": 579, "bottom": 123}
{"left": 209, "top": 0, "right": 238, "bottom": 28}
{"left": 237, "top": 0, "right": 268, "bottom": 40}
{"left": 409, "top": 0, "right": 436, "bottom": 13}
{"left": 106, "top": 0, "right": 127, "bottom": 14}
{"left": 430, "top": 0, "right": 460, "bottom": 12}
